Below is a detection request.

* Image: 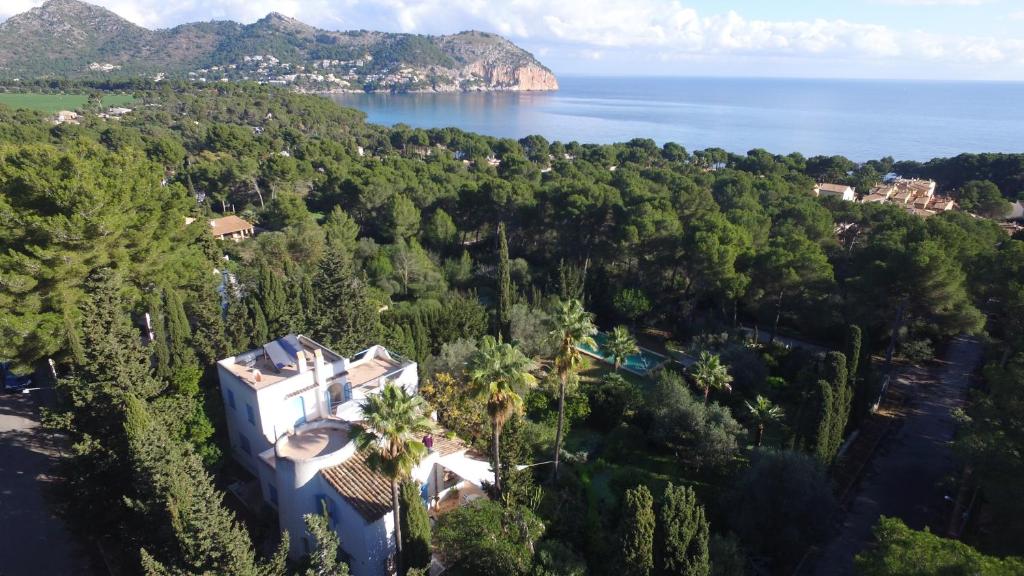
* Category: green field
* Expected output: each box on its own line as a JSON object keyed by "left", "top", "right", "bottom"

{"left": 0, "top": 92, "right": 135, "bottom": 113}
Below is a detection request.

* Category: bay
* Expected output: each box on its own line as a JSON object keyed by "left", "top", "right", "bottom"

{"left": 328, "top": 75, "right": 1024, "bottom": 162}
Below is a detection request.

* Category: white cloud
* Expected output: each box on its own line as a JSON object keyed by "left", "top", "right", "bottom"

{"left": 1, "top": 0, "right": 1022, "bottom": 73}
{"left": 875, "top": 0, "right": 993, "bottom": 5}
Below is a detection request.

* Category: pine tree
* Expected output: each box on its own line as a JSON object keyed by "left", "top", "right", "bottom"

{"left": 621, "top": 485, "right": 655, "bottom": 576}
{"left": 126, "top": 395, "right": 288, "bottom": 576}
{"left": 659, "top": 483, "right": 710, "bottom": 576}
{"left": 54, "top": 269, "right": 164, "bottom": 541}
{"left": 303, "top": 512, "right": 349, "bottom": 576}
{"left": 313, "top": 248, "right": 382, "bottom": 356}
{"left": 399, "top": 481, "right": 431, "bottom": 574}
{"left": 496, "top": 222, "right": 512, "bottom": 340}
{"left": 323, "top": 206, "right": 360, "bottom": 253}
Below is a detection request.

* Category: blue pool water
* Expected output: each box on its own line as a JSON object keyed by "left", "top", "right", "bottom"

{"left": 577, "top": 332, "right": 667, "bottom": 376}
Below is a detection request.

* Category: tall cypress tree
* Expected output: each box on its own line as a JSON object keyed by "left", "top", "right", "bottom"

{"left": 146, "top": 290, "right": 172, "bottom": 380}
{"left": 164, "top": 287, "right": 196, "bottom": 372}
{"left": 814, "top": 379, "right": 835, "bottom": 464}
{"left": 250, "top": 298, "right": 269, "bottom": 347}
{"left": 496, "top": 222, "right": 512, "bottom": 340}
{"left": 188, "top": 282, "right": 229, "bottom": 366}
{"left": 846, "top": 325, "right": 862, "bottom": 380}
{"left": 258, "top": 261, "right": 288, "bottom": 336}
{"left": 225, "top": 296, "right": 254, "bottom": 354}
{"left": 398, "top": 481, "right": 431, "bottom": 574}
{"left": 621, "top": 485, "right": 655, "bottom": 576}
{"left": 824, "top": 351, "right": 851, "bottom": 460}
{"left": 659, "top": 483, "right": 710, "bottom": 576}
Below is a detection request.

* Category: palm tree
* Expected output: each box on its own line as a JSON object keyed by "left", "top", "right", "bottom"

{"left": 745, "top": 395, "right": 785, "bottom": 447}
{"left": 466, "top": 335, "right": 536, "bottom": 495}
{"left": 351, "top": 383, "right": 433, "bottom": 571}
{"left": 606, "top": 325, "right": 639, "bottom": 372}
{"left": 549, "top": 299, "right": 597, "bottom": 481}
{"left": 691, "top": 351, "right": 733, "bottom": 405}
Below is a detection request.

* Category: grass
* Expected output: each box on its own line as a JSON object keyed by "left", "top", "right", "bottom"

{"left": 0, "top": 92, "right": 135, "bottom": 113}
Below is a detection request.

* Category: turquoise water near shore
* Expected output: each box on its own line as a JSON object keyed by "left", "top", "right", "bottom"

{"left": 329, "top": 76, "right": 1024, "bottom": 162}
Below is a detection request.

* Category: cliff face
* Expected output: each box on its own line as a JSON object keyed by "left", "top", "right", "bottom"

{"left": 463, "top": 62, "right": 559, "bottom": 91}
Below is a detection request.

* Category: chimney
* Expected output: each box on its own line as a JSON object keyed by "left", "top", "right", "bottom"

{"left": 313, "top": 348, "right": 326, "bottom": 387}
{"left": 297, "top": 350, "right": 307, "bottom": 374}
{"left": 253, "top": 369, "right": 262, "bottom": 383}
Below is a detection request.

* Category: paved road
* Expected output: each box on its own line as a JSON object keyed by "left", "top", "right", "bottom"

{"left": 0, "top": 390, "right": 90, "bottom": 575}
{"left": 812, "top": 336, "right": 981, "bottom": 575}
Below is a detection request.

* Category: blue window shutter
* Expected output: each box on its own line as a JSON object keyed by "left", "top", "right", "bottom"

{"left": 240, "top": 434, "right": 251, "bottom": 455}
{"left": 268, "top": 484, "right": 278, "bottom": 505}
{"left": 343, "top": 382, "right": 352, "bottom": 402}
{"left": 246, "top": 404, "right": 255, "bottom": 425}
{"left": 227, "top": 389, "right": 235, "bottom": 409}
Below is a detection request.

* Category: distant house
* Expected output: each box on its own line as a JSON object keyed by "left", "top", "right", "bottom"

{"left": 54, "top": 110, "right": 78, "bottom": 124}
{"left": 106, "top": 107, "right": 132, "bottom": 116}
{"left": 210, "top": 215, "right": 255, "bottom": 241}
{"left": 814, "top": 183, "right": 856, "bottom": 201}
{"left": 931, "top": 197, "right": 957, "bottom": 212}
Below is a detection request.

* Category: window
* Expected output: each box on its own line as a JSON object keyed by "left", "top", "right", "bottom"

{"left": 246, "top": 404, "right": 255, "bottom": 425}
{"left": 226, "top": 389, "right": 235, "bottom": 409}
{"left": 268, "top": 484, "right": 278, "bottom": 506}
{"left": 239, "top": 433, "right": 251, "bottom": 455}
{"left": 343, "top": 382, "right": 352, "bottom": 402}
{"left": 314, "top": 494, "right": 337, "bottom": 528}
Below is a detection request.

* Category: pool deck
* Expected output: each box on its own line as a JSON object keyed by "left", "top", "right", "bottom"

{"left": 576, "top": 339, "right": 669, "bottom": 377}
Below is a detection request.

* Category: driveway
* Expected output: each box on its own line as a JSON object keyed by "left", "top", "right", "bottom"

{"left": 811, "top": 336, "right": 982, "bottom": 575}
{"left": 0, "top": 390, "right": 91, "bottom": 575}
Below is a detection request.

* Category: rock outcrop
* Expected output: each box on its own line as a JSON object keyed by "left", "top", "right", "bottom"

{"left": 0, "top": 0, "right": 559, "bottom": 93}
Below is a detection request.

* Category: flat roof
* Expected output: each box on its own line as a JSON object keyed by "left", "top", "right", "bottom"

{"left": 223, "top": 334, "right": 342, "bottom": 390}
{"left": 277, "top": 425, "right": 350, "bottom": 460}
{"left": 347, "top": 356, "right": 403, "bottom": 387}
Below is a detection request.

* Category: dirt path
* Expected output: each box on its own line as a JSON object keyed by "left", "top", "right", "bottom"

{"left": 811, "top": 336, "right": 981, "bottom": 575}
{"left": 0, "top": 391, "right": 91, "bottom": 576}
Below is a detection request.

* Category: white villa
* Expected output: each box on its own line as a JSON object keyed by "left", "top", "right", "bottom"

{"left": 814, "top": 183, "right": 856, "bottom": 201}
{"left": 218, "top": 334, "right": 491, "bottom": 576}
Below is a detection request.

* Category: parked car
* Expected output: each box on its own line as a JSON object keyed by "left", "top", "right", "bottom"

{"left": 1, "top": 362, "right": 33, "bottom": 392}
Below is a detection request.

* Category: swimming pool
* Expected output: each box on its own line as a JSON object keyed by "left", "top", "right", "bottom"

{"left": 577, "top": 332, "right": 668, "bottom": 376}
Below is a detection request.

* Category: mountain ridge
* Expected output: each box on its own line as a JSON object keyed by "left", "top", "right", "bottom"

{"left": 0, "top": 0, "right": 559, "bottom": 92}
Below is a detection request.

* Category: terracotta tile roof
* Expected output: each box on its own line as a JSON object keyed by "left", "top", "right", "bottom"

{"left": 210, "top": 215, "right": 254, "bottom": 237}
{"left": 432, "top": 435, "right": 469, "bottom": 457}
{"left": 321, "top": 451, "right": 393, "bottom": 522}
{"left": 817, "top": 183, "right": 852, "bottom": 194}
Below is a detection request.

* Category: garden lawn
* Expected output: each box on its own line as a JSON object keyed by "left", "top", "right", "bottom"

{"left": 0, "top": 93, "right": 135, "bottom": 113}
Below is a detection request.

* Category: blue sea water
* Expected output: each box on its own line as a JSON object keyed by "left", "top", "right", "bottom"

{"left": 328, "top": 76, "right": 1024, "bottom": 162}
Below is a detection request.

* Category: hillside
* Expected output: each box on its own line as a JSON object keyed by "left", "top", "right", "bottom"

{"left": 0, "top": 0, "right": 558, "bottom": 92}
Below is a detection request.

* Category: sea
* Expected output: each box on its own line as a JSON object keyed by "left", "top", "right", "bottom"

{"left": 328, "top": 76, "right": 1024, "bottom": 162}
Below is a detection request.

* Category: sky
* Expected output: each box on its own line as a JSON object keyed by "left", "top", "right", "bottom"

{"left": 3, "top": 0, "right": 1024, "bottom": 80}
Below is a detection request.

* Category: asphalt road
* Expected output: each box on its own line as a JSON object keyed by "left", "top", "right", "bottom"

{"left": 812, "top": 336, "right": 982, "bottom": 575}
{"left": 0, "top": 390, "right": 89, "bottom": 576}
